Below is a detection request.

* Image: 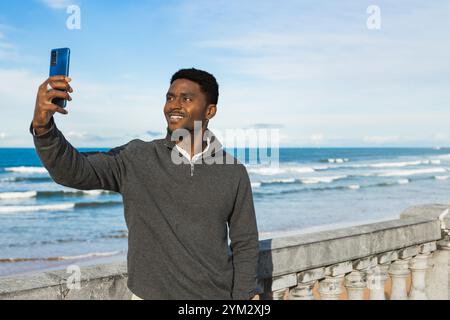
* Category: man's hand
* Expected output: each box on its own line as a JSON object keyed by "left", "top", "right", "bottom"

{"left": 32, "top": 76, "right": 73, "bottom": 135}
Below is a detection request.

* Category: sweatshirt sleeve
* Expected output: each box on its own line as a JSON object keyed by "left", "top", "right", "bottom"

{"left": 228, "top": 164, "right": 260, "bottom": 300}
{"left": 29, "top": 116, "right": 129, "bottom": 193}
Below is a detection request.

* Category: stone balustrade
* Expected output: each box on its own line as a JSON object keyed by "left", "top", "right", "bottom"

{"left": 0, "top": 203, "right": 449, "bottom": 300}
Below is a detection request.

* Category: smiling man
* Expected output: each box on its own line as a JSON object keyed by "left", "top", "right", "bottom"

{"left": 29, "top": 68, "right": 260, "bottom": 300}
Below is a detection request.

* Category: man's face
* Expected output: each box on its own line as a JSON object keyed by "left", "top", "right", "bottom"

{"left": 164, "top": 78, "right": 214, "bottom": 134}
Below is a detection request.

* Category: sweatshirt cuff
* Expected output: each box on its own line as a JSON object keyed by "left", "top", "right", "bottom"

{"left": 29, "top": 117, "right": 58, "bottom": 141}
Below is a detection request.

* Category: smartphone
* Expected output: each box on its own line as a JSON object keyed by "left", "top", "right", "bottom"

{"left": 49, "top": 48, "right": 71, "bottom": 108}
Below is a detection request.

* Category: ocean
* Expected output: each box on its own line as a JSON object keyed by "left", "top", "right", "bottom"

{"left": 1, "top": 147, "right": 450, "bottom": 277}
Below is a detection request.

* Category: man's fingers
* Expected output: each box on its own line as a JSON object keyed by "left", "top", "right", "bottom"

{"left": 48, "top": 80, "right": 73, "bottom": 92}
{"left": 39, "top": 76, "right": 71, "bottom": 94}
{"left": 49, "top": 75, "right": 71, "bottom": 82}
{"left": 46, "top": 89, "right": 72, "bottom": 102}
{"left": 42, "top": 103, "right": 69, "bottom": 115}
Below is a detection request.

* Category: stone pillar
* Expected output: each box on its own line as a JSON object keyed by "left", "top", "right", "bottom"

{"left": 409, "top": 253, "right": 431, "bottom": 300}
{"left": 318, "top": 275, "right": 344, "bottom": 300}
{"left": 367, "top": 265, "right": 389, "bottom": 300}
{"left": 289, "top": 281, "right": 316, "bottom": 300}
{"left": 271, "top": 288, "right": 287, "bottom": 300}
{"left": 344, "top": 271, "right": 366, "bottom": 300}
{"left": 260, "top": 274, "right": 296, "bottom": 300}
{"left": 388, "top": 259, "right": 410, "bottom": 300}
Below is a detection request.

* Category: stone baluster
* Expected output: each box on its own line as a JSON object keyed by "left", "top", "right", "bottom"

{"left": 344, "top": 256, "right": 377, "bottom": 300}
{"left": 388, "top": 258, "right": 411, "bottom": 300}
{"left": 289, "top": 280, "right": 316, "bottom": 300}
{"left": 290, "top": 267, "right": 325, "bottom": 300}
{"left": 367, "top": 265, "right": 389, "bottom": 300}
{"left": 344, "top": 271, "right": 366, "bottom": 300}
{"left": 409, "top": 253, "right": 431, "bottom": 300}
{"left": 260, "top": 274, "right": 296, "bottom": 300}
{"left": 367, "top": 251, "right": 397, "bottom": 300}
{"left": 317, "top": 262, "right": 352, "bottom": 300}
{"left": 318, "top": 275, "right": 345, "bottom": 300}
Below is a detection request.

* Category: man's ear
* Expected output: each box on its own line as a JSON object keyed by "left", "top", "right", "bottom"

{"left": 205, "top": 104, "right": 217, "bottom": 120}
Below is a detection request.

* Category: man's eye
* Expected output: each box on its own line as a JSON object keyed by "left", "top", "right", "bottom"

{"left": 166, "top": 96, "right": 173, "bottom": 101}
{"left": 184, "top": 97, "right": 192, "bottom": 102}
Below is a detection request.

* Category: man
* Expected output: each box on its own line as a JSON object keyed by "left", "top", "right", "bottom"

{"left": 29, "top": 68, "right": 260, "bottom": 300}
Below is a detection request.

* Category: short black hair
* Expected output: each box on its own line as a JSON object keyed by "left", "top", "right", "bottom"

{"left": 170, "top": 68, "right": 219, "bottom": 105}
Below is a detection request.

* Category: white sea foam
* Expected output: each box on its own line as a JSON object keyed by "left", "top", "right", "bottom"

{"left": 261, "top": 178, "right": 297, "bottom": 185}
{"left": 5, "top": 166, "right": 48, "bottom": 174}
{"left": 397, "top": 179, "right": 410, "bottom": 184}
{"left": 0, "top": 191, "right": 37, "bottom": 200}
{"left": 0, "top": 203, "right": 75, "bottom": 214}
{"left": 348, "top": 185, "right": 360, "bottom": 190}
{"left": 57, "top": 251, "right": 122, "bottom": 261}
{"left": 247, "top": 166, "right": 315, "bottom": 175}
{"left": 251, "top": 182, "right": 262, "bottom": 188}
{"left": 328, "top": 158, "right": 349, "bottom": 163}
{"left": 300, "top": 175, "right": 347, "bottom": 184}
{"left": 350, "top": 159, "right": 441, "bottom": 169}
{"left": 435, "top": 175, "right": 449, "bottom": 180}
{"left": 0, "top": 251, "right": 123, "bottom": 263}
{"left": 378, "top": 168, "right": 446, "bottom": 177}
{"left": 81, "top": 190, "right": 106, "bottom": 196}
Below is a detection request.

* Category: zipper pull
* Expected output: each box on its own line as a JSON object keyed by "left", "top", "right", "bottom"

{"left": 190, "top": 162, "right": 194, "bottom": 176}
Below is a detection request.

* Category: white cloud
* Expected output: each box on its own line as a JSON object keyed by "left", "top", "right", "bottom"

{"left": 0, "top": 132, "right": 6, "bottom": 139}
{"left": 66, "top": 131, "right": 87, "bottom": 139}
{"left": 433, "top": 133, "right": 449, "bottom": 141}
{"left": 39, "top": 0, "right": 74, "bottom": 10}
{"left": 0, "top": 26, "right": 18, "bottom": 61}
{"left": 310, "top": 133, "right": 325, "bottom": 143}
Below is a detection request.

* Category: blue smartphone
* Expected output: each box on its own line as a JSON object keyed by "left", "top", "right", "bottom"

{"left": 49, "top": 48, "right": 70, "bottom": 108}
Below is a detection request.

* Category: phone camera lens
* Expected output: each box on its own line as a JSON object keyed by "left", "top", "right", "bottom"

{"left": 51, "top": 51, "right": 57, "bottom": 66}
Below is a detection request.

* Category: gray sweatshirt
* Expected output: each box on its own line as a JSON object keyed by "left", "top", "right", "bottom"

{"left": 29, "top": 117, "right": 259, "bottom": 300}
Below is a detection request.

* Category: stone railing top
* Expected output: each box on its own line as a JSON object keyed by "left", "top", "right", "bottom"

{"left": 400, "top": 203, "right": 450, "bottom": 230}
{"left": 257, "top": 212, "right": 442, "bottom": 278}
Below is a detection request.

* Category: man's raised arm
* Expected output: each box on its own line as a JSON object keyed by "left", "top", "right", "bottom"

{"left": 29, "top": 76, "right": 129, "bottom": 193}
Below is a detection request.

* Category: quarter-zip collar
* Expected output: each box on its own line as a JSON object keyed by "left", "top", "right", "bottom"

{"left": 163, "top": 129, "right": 224, "bottom": 176}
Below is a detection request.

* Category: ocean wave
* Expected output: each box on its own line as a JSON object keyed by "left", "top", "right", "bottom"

{"left": 0, "top": 189, "right": 112, "bottom": 200}
{"left": 0, "top": 250, "right": 124, "bottom": 263}
{"left": 74, "top": 201, "right": 122, "bottom": 208}
{"left": 330, "top": 158, "right": 349, "bottom": 163}
{"left": 0, "top": 191, "right": 37, "bottom": 200}
{"left": 0, "top": 203, "right": 75, "bottom": 214}
{"left": 254, "top": 179, "right": 416, "bottom": 197}
{"left": 6, "top": 230, "right": 129, "bottom": 248}
{"left": 261, "top": 178, "right": 297, "bottom": 185}
{"left": 4, "top": 166, "right": 48, "bottom": 174}
{"left": 435, "top": 175, "right": 449, "bottom": 180}
{"left": 0, "top": 176, "right": 53, "bottom": 183}
{"left": 363, "top": 160, "right": 440, "bottom": 168}
{"left": 36, "top": 189, "right": 112, "bottom": 198}
{"left": 320, "top": 158, "right": 350, "bottom": 163}
{"left": 0, "top": 201, "right": 122, "bottom": 214}
{"left": 247, "top": 166, "right": 315, "bottom": 175}
{"left": 378, "top": 168, "right": 447, "bottom": 177}
{"left": 299, "top": 175, "right": 347, "bottom": 184}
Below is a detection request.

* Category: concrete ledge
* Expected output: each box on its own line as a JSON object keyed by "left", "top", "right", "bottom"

{"left": 0, "top": 204, "right": 447, "bottom": 300}
{"left": 257, "top": 216, "right": 441, "bottom": 278}
{"left": 0, "top": 262, "right": 131, "bottom": 300}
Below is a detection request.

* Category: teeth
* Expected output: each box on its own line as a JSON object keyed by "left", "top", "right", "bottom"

{"left": 170, "top": 115, "right": 183, "bottom": 120}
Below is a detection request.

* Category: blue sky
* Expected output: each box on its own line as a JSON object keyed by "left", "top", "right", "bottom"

{"left": 0, "top": 0, "right": 449, "bottom": 147}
